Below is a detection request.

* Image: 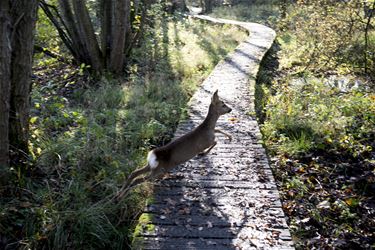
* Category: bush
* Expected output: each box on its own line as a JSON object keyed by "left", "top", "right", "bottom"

{"left": 0, "top": 15, "right": 246, "bottom": 249}
{"left": 262, "top": 78, "right": 375, "bottom": 157}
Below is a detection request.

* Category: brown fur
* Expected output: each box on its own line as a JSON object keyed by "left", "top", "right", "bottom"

{"left": 116, "top": 90, "right": 232, "bottom": 200}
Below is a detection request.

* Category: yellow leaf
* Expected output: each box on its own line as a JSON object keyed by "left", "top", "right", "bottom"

{"left": 30, "top": 116, "right": 38, "bottom": 124}
{"left": 228, "top": 117, "right": 239, "bottom": 123}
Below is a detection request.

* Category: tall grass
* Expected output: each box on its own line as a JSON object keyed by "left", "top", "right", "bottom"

{"left": 209, "top": 1, "right": 279, "bottom": 26}
{"left": 0, "top": 15, "right": 246, "bottom": 249}
{"left": 210, "top": 2, "right": 375, "bottom": 248}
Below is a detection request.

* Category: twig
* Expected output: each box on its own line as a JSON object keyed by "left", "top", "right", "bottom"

{"left": 34, "top": 45, "right": 70, "bottom": 63}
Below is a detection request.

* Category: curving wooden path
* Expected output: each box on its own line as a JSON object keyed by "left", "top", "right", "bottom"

{"left": 133, "top": 15, "right": 294, "bottom": 250}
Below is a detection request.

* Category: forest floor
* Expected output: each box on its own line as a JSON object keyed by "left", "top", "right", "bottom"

{"left": 0, "top": 16, "right": 248, "bottom": 249}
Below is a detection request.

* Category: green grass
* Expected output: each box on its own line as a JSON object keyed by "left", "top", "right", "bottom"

{"left": 209, "top": 1, "right": 375, "bottom": 248}
{"left": 261, "top": 79, "right": 374, "bottom": 157}
{"left": 0, "top": 15, "right": 246, "bottom": 249}
{"left": 209, "top": 1, "right": 279, "bottom": 26}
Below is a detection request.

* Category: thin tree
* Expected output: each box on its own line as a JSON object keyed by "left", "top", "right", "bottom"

{"left": 364, "top": 1, "right": 374, "bottom": 73}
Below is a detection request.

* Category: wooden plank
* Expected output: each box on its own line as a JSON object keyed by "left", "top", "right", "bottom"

{"left": 133, "top": 15, "right": 294, "bottom": 250}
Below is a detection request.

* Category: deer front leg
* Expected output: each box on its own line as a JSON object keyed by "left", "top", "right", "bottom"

{"left": 198, "top": 141, "right": 217, "bottom": 156}
{"left": 215, "top": 129, "right": 232, "bottom": 141}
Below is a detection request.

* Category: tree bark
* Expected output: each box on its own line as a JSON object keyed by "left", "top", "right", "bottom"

{"left": 124, "top": 0, "right": 132, "bottom": 57}
{"left": 58, "top": 0, "right": 90, "bottom": 65}
{"left": 44, "top": 0, "right": 141, "bottom": 75}
{"left": 72, "top": 0, "right": 103, "bottom": 72}
{"left": 99, "top": 0, "right": 113, "bottom": 67}
{"left": 203, "top": 0, "right": 213, "bottom": 13}
{"left": 0, "top": 0, "right": 11, "bottom": 182}
{"left": 39, "top": 1, "right": 77, "bottom": 62}
{"left": 9, "top": 0, "right": 39, "bottom": 167}
{"left": 109, "top": 0, "right": 128, "bottom": 73}
{"left": 364, "top": 2, "right": 374, "bottom": 73}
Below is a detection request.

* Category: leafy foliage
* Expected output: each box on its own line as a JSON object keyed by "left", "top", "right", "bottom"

{"left": 262, "top": 79, "right": 374, "bottom": 158}
{"left": 0, "top": 12, "right": 245, "bottom": 249}
{"left": 279, "top": 0, "right": 375, "bottom": 77}
{"left": 214, "top": 0, "right": 375, "bottom": 248}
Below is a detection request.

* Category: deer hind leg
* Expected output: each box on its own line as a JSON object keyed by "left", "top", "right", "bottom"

{"left": 215, "top": 129, "right": 232, "bottom": 141}
{"left": 116, "top": 174, "right": 151, "bottom": 201}
{"left": 116, "top": 168, "right": 166, "bottom": 201}
{"left": 199, "top": 141, "right": 217, "bottom": 156}
{"left": 116, "top": 165, "right": 150, "bottom": 199}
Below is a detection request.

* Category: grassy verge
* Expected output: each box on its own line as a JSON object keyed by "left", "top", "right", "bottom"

{"left": 0, "top": 15, "right": 246, "bottom": 249}
{"left": 211, "top": 1, "right": 375, "bottom": 249}
{"left": 258, "top": 46, "right": 375, "bottom": 249}
{"left": 209, "top": 0, "right": 279, "bottom": 26}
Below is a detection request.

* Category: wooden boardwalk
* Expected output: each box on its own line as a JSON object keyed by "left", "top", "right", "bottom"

{"left": 133, "top": 16, "right": 294, "bottom": 249}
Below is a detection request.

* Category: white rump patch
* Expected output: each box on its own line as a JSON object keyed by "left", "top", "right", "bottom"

{"left": 147, "top": 150, "right": 159, "bottom": 169}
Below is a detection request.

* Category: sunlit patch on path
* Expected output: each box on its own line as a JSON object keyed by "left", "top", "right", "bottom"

{"left": 134, "top": 15, "right": 294, "bottom": 249}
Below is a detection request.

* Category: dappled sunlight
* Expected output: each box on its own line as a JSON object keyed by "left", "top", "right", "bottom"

{"left": 2, "top": 0, "right": 373, "bottom": 248}
{"left": 4, "top": 13, "right": 246, "bottom": 249}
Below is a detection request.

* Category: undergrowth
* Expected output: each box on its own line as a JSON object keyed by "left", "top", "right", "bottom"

{"left": 0, "top": 15, "right": 246, "bottom": 249}
{"left": 209, "top": 0, "right": 279, "bottom": 26}
{"left": 211, "top": 1, "right": 375, "bottom": 249}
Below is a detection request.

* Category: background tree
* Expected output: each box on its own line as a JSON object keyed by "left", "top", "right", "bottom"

{"left": 40, "top": 0, "right": 146, "bottom": 75}
{"left": 199, "top": 0, "right": 213, "bottom": 13}
{"left": 281, "top": 0, "right": 375, "bottom": 77}
{"left": 0, "top": 1, "right": 12, "bottom": 183}
{"left": 0, "top": 0, "right": 39, "bottom": 184}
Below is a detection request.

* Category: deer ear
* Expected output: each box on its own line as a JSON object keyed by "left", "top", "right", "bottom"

{"left": 212, "top": 90, "right": 219, "bottom": 102}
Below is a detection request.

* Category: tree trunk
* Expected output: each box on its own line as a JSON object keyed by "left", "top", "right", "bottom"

{"left": 39, "top": 1, "right": 77, "bottom": 62}
{"left": 202, "top": 0, "right": 213, "bottom": 13}
{"left": 9, "top": 0, "right": 39, "bottom": 168}
{"left": 58, "top": 0, "right": 90, "bottom": 65}
{"left": 72, "top": 0, "right": 103, "bottom": 72}
{"left": 99, "top": 0, "right": 112, "bottom": 68}
{"left": 0, "top": 0, "right": 11, "bottom": 182}
{"left": 45, "top": 0, "right": 141, "bottom": 75}
{"left": 364, "top": 2, "right": 374, "bottom": 73}
{"left": 109, "top": 0, "right": 128, "bottom": 73}
{"left": 124, "top": 0, "right": 132, "bottom": 56}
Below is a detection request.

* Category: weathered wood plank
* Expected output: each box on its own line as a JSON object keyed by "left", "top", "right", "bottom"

{"left": 133, "top": 15, "right": 294, "bottom": 250}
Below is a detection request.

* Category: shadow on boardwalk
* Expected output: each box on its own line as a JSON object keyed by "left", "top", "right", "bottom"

{"left": 134, "top": 15, "right": 294, "bottom": 250}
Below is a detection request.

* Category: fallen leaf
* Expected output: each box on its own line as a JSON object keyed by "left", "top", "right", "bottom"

{"left": 228, "top": 117, "right": 239, "bottom": 123}
{"left": 345, "top": 197, "right": 359, "bottom": 207}
{"left": 301, "top": 217, "right": 310, "bottom": 223}
{"left": 317, "top": 200, "right": 330, "bottom": 209}
{"left": 178, "top": 207, "right": 191, "bottom": 215}
{"left": 19, "top": 202, "right": 32, "bottom": 208}
{"left": 164, "top": 198, "right": 177, "bottom": 206}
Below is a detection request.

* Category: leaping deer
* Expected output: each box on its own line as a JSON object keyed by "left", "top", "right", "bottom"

{"left": 116, "top": 90, "right": 232, "bottom": 200}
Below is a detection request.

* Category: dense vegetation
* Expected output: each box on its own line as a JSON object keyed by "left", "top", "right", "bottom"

{"left": 0, "top": 3, "right": 246, "bottom": 249}
{"left": 1, "top": 0, "right": 374, "bottom": 249}
{"left": 211, "top": 0, "right": 374, "bottom": 249}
